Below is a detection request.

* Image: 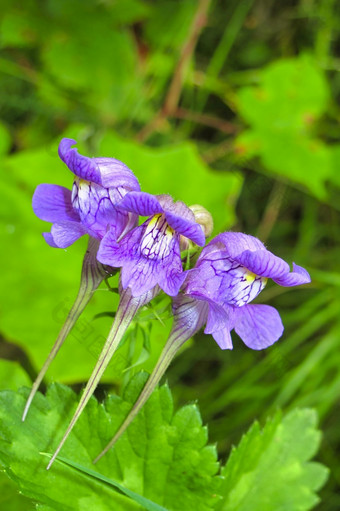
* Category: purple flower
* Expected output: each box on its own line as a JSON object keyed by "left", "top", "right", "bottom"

{"left": 32, "top": 138, "right": 140, "bottom": 248}
{"left": 92, "top": 232, "right": 312, "bottom": 461}
{"left": 97, "top": 192, "right": 206, "bottom": 297}
{"left": 177, "top": 232, "right": 311, "bottom": 350}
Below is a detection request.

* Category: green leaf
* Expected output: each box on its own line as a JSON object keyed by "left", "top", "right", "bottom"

{"left": 0, "top": 121, "right": 11, "bottom": 156}
{"left": 0, "top": 471, "right": 33, "bottom": 511}
{"left": 42, "top": 454, "right": 168, "bottom": 511}
{"left": 234, "top": 55, "right": 332, "bottom": 198}
{"left": 0, "top": 359, "right": 31, "bottom": 391}
{"left": 329, "top": 144, "right": 340, "bottom": 188}
{"left": 98, "top": 131, "right": 242, "bottom": 234}
{"left": 217, "top": 409, "right": 329, "bottom": 511}
{"left": 0, "top": 375, "right": 220, "bottom": 511}
{"left": 41, "top": 14, "right": 142, "bottom": 121}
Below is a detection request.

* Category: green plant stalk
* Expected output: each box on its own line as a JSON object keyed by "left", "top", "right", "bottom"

{"left": 46, "top": 286, "right": 157, "bottom": 470}
{"left": 22, "top": 237, "right": 108, "bottom": 422}
{"left": 93, "top": 317, "right": 189, "bottom": 464}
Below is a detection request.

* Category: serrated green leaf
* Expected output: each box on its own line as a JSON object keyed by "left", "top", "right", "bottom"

{"left": 0, "top": 375, "right": 220, "bottom": 511}
{"left": 98, "top": 131, "right": 242, "bottom": 234}
{"left": 41, "top": 455, "right": 168, "bottom": 511}
{"left": 217, "top": 409, "right": 329, "bottom": 511}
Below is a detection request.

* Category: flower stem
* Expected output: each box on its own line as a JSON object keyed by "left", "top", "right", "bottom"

{"left": 46, "top": 287, "right": 156, "bottom": 470}
{"left": 93, "top": 317, "right": 190, "bottom": 464}
{"left": 22, "top": 238, "right": 108, "bottom": 422}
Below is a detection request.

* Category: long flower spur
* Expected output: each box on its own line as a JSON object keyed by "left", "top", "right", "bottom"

{"left": 22, "top": 138, "right": 140, "bottom": 421}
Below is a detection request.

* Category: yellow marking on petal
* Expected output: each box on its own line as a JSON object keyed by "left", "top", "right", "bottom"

{"left": 147, "top": 213, "right": 162, "bottom": 228}
{"left": 245, "top": 271, "right": 267, "bottom": 288}
{"left": 78, "top": 179, "right": 90, "bottom": 189}
{"left": 245, "top": 270, "right": 256, "bottom": 283}
{"left": 145, "top": 214, "right": 174, "bottom": 237}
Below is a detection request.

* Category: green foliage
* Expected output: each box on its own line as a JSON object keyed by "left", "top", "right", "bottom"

{"left": 218, "top": 409, "right": 328, "bottom": 511}
{"left": 0, "top": 376, "right": 328, "bottom": 511}
{"left": 1, "top": 1, "right": 340, "bottom": 508}
{"left": 0, "top": 359, "right": 31, "bottom": 391}
{"left": 0, "top": 121, "right": 11, "bottom": 155}
{"left": 234, "top": 55, "right": 338, "bottom": 198}
{"left": 0, "top": 361, "right": 33, "bottom": 510}
{"left": 0, "top": 376, "right": 220, "bottom": 511}
{"left": 41, "top": 455, "right": 168, "bottom": 511}
{"left": 0, "top": 474, "right": 33, "bottom": 511}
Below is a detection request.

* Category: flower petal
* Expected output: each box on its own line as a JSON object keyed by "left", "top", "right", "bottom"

{"left": 58, "top": 138, "right": 139, "bottom": 190}
{"left": 33, "top": 184, "right": 79, "bottom": 223}
{"left": 211, "top": 232, "right": 265, "bottom": 257}
{"left": 95, "top": 157, "right": 140, "bottom": 191}
{"left": 160, "top": 197, "right": 195, "bottom": 222}
{"left": 163, "top": 267, "right": 187, "bottom": 296}
{"left": 58, "top": 139, "right": 102, "bottom": 184}
{"left": 205, "top": 301, "right": 234, "bottom": 349}
{"left": 50, "top": 221, "right": 87, "bottom": 248}
{"left": 181, "top": 292, "right": 233, "bottom": 349}
{"left": 172, "top": 294, "right": 208, "bottom": 339}
{"left": 42, "top": 232, "right": 58, "bottom": 247}
{"left": 118, "top": 191, "right": 163, "bottom": 216}
{"left": 186, "top": 251, "right": 266, "bottom": 307}
{"left": 212, "top": 328, "right": 233, "bottom": 350}
{"left": 273, "top": 263, "right": 311, "bottom": 287}
{"left": 205, "top": 300, "right": 230, "bottom": 334}
{"left": 165, "top": 211, "right": 205, "bottom": 246}
{"left": 72, "top": 180, "right": 131, "bottom": 239}
{"left": 234, "top": 249, "right": 290, "bottom": 279}
{"left": 97, "top": 225, "right": 142, "bottom": 267}
{"left": 234, "top": 304, "right": 284, "bottom": 350}
{"left": 120, "top": 258, "right": 159, "bottom": 296}
{"left": 120, "top": 243, "right": 185, "bottom": 297}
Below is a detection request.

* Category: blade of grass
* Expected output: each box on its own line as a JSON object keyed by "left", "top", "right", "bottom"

{"left": 41, "top": 453, "right": 169, "bottom": 511}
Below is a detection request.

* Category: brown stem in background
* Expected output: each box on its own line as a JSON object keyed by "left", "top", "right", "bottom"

{"left": 137, "top": 0, "right": 212, "bottom": 142}
{"left": 202, "top": 138, "right": 233, "bottom": 164}
{"left": 256, "top": 181, "right": 287, "bottom": 243}
{"left": 172, "top": 107, "right": 238, "bottom": 134}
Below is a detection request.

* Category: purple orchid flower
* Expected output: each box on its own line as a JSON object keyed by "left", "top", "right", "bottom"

{"left": 97, "top": 192, "right": 206, "bottom": 297}
{"left": 32, "top": 138, "right": 140, "bottom": 248}
{"left": 93, "top": 232, "right": 311, "bottom": 462}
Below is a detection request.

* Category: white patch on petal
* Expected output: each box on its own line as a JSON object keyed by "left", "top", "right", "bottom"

{"left": 227, "top": 267, "right": 267, "bottom": 307}
{"left": 140, "top": 214, "right": 175, "bottom": 260}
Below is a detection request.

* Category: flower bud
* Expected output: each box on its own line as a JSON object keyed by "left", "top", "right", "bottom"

{"left": 189, "top": 204, "right": 214, "bottom": 238}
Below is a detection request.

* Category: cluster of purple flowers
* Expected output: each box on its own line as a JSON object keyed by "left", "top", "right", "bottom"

{"left": 34, "top": 138, "right": 310, "bottom": 350}
{"left": 30, "top": 139, "right": 311, "bottom": 467}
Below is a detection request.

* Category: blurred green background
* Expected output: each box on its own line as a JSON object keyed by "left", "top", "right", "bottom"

{"left": 1, "top": 0, "right": 340, "bottom": 509}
